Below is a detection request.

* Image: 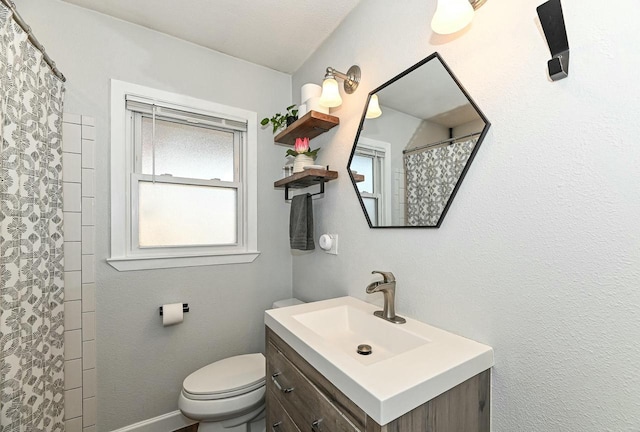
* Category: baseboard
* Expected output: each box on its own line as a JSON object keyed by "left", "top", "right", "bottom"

{"left": 109, "top": 410, "right": 197, "bottom": 432}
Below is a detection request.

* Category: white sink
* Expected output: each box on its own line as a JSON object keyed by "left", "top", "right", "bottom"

{"left": 292, "top": 304, "right": 430, "bottom": 365}
{"left": 265, "top": 296, "right": 494, "bottom": 426}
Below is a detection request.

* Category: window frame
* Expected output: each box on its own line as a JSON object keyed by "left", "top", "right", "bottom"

{"left": 354, "top": 137, "right": 392, "bottom": 226}
{"left": 109, "top": 79, "right": 259, "bottom": 271}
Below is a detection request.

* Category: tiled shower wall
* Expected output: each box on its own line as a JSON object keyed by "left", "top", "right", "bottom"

{"left": 393, "top": 168, "right": 406, "bottom": 225}
{"left": 62, "top": 113, "right": 97, "bottom": 432}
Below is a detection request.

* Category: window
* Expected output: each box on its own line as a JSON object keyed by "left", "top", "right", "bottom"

{"left": 352, "top": 137, "right": 392, "bottom": 226}
{"left": 109, "top": 80, "right": 259, "bottom": 271}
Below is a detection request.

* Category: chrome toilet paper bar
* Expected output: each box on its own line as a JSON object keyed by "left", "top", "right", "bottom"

{"left": 159, "top": 303, "right": 189, "bottom": 316}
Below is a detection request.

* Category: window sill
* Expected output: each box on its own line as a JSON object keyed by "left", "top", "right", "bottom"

{"left": 107, "top": 251, "right": 261, "bottom": 271}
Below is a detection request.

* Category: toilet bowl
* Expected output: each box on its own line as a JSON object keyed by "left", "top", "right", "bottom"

{"left": 179, "top": 298, "right": 304, "bottom": 432}
{"left": 178, "top": 353, "right": 266, "bottom": 432}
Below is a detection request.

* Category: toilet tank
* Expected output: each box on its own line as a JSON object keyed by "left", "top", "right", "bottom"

{"left": 272, "top": 298, "right": 304, "bottom": 309}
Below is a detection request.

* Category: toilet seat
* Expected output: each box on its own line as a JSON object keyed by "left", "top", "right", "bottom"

{"left": 179, "top": 385, "right": 265, "bottom": 421}
{"left": 182, "top": 353, "right": 265, "bottom": 401}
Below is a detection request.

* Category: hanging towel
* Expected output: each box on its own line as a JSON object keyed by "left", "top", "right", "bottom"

{"left": 290, "top": 193, "right": 315, "bottom": 250}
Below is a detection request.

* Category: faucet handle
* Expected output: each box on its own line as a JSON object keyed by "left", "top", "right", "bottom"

{"left": 371, "top": 270, "right": 395, "bottom": 283}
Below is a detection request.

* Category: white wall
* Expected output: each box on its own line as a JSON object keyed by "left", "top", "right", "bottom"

{"left": 292, "top": 0, "right": 640, "bottom": 431}
{"left": 17, "top": 1, "right": 294, "bottom": 430}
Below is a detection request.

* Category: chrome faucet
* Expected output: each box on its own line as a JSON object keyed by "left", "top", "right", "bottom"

{"left": 365, "top": 271, "right": 406, "bottom": 324}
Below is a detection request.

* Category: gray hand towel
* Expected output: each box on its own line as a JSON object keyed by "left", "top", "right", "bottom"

{"left": 290, "top": 193, "right": 315, "bottom": 250}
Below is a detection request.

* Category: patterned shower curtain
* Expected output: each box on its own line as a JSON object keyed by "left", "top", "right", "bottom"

{"left": 0, "top": 3, "right": 66, "bottom": 431}
{"left": 404, "top": 138, "right": 477, "bottom": 226}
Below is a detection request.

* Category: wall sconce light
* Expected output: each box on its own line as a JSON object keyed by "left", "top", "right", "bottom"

{"left": 431, "top": 0, "right": 487, "bottom": 35}
{"left": 319, "top": 65, "right": 361, "bottom": 108}
{"left": 365, "top": 95, "right": 382, "bottom": 119}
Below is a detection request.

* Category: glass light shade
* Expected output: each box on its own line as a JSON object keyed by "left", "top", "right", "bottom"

{"left": 365, "top": 95, "right": 382, "bottom": 119}
{"left": 431, "top": 0, "right": 474, "bottom": 35}
{"left": 320, "top": 77, "right": 342, "bottom": 108}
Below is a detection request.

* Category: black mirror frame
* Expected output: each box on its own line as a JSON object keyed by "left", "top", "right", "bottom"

{"left": 347, "top": 52, "right": 491, "bottom": 229}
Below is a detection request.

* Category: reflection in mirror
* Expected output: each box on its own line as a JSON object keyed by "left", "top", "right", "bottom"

{"left": 348, "top": 52, "right": 490, "bottom": 228}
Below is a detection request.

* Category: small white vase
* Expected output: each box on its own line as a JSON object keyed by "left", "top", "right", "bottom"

{"left": 293, "top": 154, "right": 315, "bottom": 173}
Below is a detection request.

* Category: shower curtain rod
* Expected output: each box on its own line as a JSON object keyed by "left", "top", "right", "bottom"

{"left": 1, "top": 0, "right": 66, "bottom": 82}
{"left": 403, "top": 131, "right": 481, "bottom": 155}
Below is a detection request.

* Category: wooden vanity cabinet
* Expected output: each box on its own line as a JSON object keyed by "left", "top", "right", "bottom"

{"left": 266, "top": 327, "right": 490, "bottom": 432}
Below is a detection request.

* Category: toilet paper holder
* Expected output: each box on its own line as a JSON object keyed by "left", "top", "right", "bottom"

{"left": 159, "top": 303, "right": 189, "bottom": 316}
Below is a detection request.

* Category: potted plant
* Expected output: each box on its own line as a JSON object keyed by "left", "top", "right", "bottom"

{"left": 287, "top": 137, "right": 319, "bottom": 173}
{"left": 261, "top": 104, "right": 298, "bottom": 134}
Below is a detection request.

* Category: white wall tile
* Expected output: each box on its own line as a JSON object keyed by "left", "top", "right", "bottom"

{"left": 63, "top": 152, "right": 82, "bottom": 183}
{"left": 81, "top": 169, "right": 95, "bottom": 197}
{"left": 64, "top": 212, "right": 82, "bottom": 242}
{"left": 62, "top": 123, "right": 82, "bottom": 153}
{"left": 64, "top": 242, "right": 81, "bottom": 272}
{"left": 81, "top": 255, "right": 95, "bottom": 284}
{"left": 82, "top": 397, "right": 96, "bottom": 427}
{"left": 82, "top": 312, "right": 95, "bottom": 341}
{"left": 81, "top": 198, "right": 95, "bottom": 226}
{"left": 81, "top": 116, "right": 95, "bottom": 127}
{"left": 81, "top": 140, "right": 95, "bottom": 168}
{"left": 63, "top": 183, "right": 82, "bottom": 212}
{"left": 64, "top": 271, "right": 82, "bottom": 301}
{"left": 83, "top": 341, "right": 96, "bottom": 370}
{"left": 63, "top": 111, "right": 96, "bottom": 430}
{"left": 65, "top": 300, "right": 82, "bottom": 331}
{"left": 83, "top": 368, "right": 96, "bottom": 398}
{"left": 63, "top": 113, "right": 82, "bottom": 125}
{"left": 65, "top": 359, "right": 82, "bottom": 390}
{"left": 82, "top": 283, "right": 95, "bottom": 313}
{"left": 82, "top": 125, "right": 95, "bottom": 141}
{"left": 81, "top": 226, "right": 95, "bottom": 255}
{"left": 64, "top": 388, "right": 82, "bottom": 419}
{"left": 65, "top": 417, "right": 82, "bottom": 432}
{"left": 64, "top": 329, "right": 82, "bottom": 360}
{"left": 63, "top": 108, "right": 85, "bottom": 432}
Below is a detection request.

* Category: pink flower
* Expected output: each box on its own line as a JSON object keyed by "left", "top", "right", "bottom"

{"left": 294, "top": 137, "right": 310, "bottom": 154}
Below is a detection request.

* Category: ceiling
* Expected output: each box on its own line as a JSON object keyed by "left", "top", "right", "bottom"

{"left": 61, "top": 0, "right": 362, "bottom": 73}
{"left": 377, "top": 57, "right": 476, "bottom": 126}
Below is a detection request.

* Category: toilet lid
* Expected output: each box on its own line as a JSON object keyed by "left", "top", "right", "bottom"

{"left": 183, "top": 353, "right": 265, "bottom": 398}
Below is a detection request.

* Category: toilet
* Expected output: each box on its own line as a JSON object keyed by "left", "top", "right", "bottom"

{"left": 178, "top": 298, "right": 304, "bottom": 432}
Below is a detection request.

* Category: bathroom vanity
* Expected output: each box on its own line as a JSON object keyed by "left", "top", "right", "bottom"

{"left": 264, "top": 297, "right": 493, "bottom": 432}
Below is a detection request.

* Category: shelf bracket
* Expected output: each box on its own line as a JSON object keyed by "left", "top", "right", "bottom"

{"left": 285, "top": 180, "right": 325, "bottom": 201}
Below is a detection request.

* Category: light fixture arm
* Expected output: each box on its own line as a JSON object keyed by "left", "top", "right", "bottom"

{"left": 324, "top": 65, "right": 361, "bottom": 94}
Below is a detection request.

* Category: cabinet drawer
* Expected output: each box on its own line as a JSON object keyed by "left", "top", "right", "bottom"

{"left": 267, "top": 341, "right": 361, "bottom": 432}
{"left": 267, "top": 390, "right": 301, "bottom": 432}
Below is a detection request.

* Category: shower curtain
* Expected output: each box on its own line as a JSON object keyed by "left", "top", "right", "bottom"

{"left": 404, "top": 138, "right": 477, "bottom": 226}
{"left": 0, "top": 3, "right": 66, "bottom": 431}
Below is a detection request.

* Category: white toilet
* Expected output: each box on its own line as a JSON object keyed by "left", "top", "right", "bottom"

{"left": 178, "top": 298, "right": 304, "bottom": 432}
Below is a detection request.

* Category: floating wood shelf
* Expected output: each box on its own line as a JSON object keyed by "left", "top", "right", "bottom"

{"left": 274, "top": 169, "right": 338, "bottom": 189}
{"left": 274, "top": 169, "right": 338, "bottom": 200}
{"left": 352, "top": 173, "right": 365, "bottom": 183}
{"left": 274, "top": 111, "right": 339, "bottom": 145}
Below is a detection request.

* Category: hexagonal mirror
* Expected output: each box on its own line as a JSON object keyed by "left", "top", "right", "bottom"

{"left": 348, "top": 52, "right": 490, "bottom": 228}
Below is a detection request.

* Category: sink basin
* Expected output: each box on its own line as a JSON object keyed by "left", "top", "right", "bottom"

{"left": 292, "top": 304, "right": 430, "bottom": 365}
{"left": 265, "top": 296, "right": 493, "bottom": 425}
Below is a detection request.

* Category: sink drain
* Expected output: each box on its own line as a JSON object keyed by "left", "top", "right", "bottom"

{"left": 357, "top": 344, "right": 372, "bottom": 355}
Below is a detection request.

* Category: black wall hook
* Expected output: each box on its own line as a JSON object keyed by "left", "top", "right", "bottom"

{"left": 537, "top": 0, "right": 570, "bottom": 81}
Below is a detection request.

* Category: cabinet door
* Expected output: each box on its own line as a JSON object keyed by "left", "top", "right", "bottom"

{"left": 266, "top": 390, "right": 301, "bottom": 432}
{"left": 267, "top": 341, "right": 361, "bottom": 432}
